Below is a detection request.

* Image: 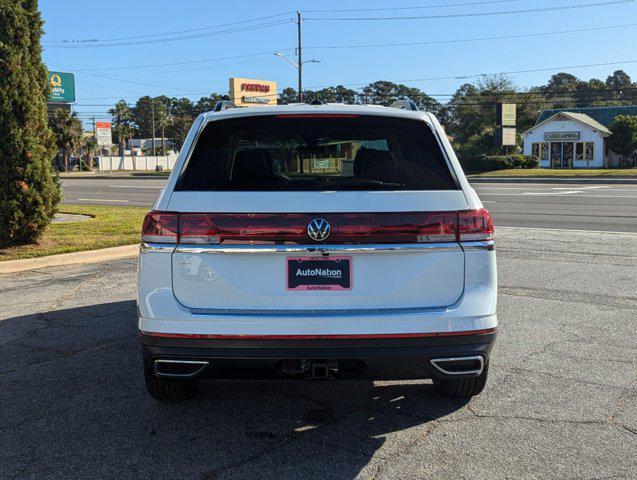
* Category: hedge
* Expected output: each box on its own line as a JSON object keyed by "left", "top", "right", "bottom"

{"left": 459, "top": 154, "right": 539, "bottom": 172}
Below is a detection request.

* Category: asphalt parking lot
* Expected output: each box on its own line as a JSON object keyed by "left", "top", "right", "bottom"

{"left": 1, "top": 226, "right": 635, "bottom": 479}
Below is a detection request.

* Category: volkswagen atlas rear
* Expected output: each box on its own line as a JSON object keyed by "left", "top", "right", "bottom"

{"left": 138, "top": 103, "right": 497, "bottom": 401}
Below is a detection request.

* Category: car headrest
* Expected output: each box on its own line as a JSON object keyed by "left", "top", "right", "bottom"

{"left": 353, "top": 147, "right": 398, "bottom": 182}
{"left": 232, "top": 149, "right": 273, "bottom": 180}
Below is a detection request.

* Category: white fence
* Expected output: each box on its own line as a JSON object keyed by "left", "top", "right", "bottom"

{"left": 97, "top": 154, "right": 178, "bottom": 171}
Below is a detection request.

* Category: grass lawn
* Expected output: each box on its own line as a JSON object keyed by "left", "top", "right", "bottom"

{"left": 469, "top": 168, "right": 637, "bottom": 177}
{"left": 0, "top": 204, "right": 147, "bottom": 261}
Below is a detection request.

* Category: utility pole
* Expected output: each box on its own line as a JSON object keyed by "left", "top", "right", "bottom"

{"left": 91, "top": 117, "right": 96, "bottom": 172}
{"left": 274, "top": 14, "right": 319, "bottom": 103}
{"left": 151, "top": 101, "right": 156, "bottom": 157}
{"left": 296, "top": 11, "right": 302, "bottom": 102}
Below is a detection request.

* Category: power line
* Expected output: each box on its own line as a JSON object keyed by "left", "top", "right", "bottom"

{"left": 305, "top": 23, "right": 637, "bottom": 50}
{"left": 65, "top": 21, "right": 637, "bottom": 73}
{"left": 67, "top": 59, "right": 637, "bottom": 106}
{"left": 99, "top": 57, "right": 276, "bottom": 77}
{"left": 43, "top": 19, "right": 291, "bottom": 49}
{"left": 72, "top": 49, "right": 293, "bottom": 72}
{"left": 304, "top": 0, "right": 636, "bottom": 21}
{"left": 43, "top": 11, "right": 295, "bottom": 44}
{"left": 304, "top": 0, "right": 520, "bottom": 12}
{"left": 304, "top": 59, "right": 637, "bottom": 90}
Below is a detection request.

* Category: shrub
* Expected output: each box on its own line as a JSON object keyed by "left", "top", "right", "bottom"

{"left": 0, "top": 0, "right": 61, "bottom": 246}
{"left": 459, "top": 154, "right": 538, "bottom": 172}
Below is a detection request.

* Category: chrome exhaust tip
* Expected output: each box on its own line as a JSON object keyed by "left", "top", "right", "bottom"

{"left": 430, "top": 356, "right": 484, "bottom": 376}
{"left": 154, "top": 359, "right": 209, "bottom": 378}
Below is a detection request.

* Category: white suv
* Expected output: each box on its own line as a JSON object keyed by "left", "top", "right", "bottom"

{"left": 138, "top": 101, "right": 497, "bottom": 401}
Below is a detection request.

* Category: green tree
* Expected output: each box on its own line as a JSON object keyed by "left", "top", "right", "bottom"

{"left": 195, "top": 93, "right": 230, "bottom": 114}
{"left": 605, "top": 70, "right": 635, "bottom": 105}
{"left": 166, "top": 97, "right": 196, "bottom": 150}
{"left": 312, "top": 85, "right": 358, "bottom": 104}
{"left": 542, "top": 72, "right": 579, "bottom": 108}
{"left": 131, "top": 96, "right": 156, "bottom": 138}
{"left": 109, "top": 100, "right": 133, "bottom": 157}
{"left": 83, "top": 135, "right": 97, "bottom": 170}
{"left": 277, "top": 87, "right": 299, "bottom": 105}
{"left": 48, "top": 109, "right": 83, "bottom": 171}
{"left": 0, "top": 0, "right": 61, "bottom": 246}
{"left": 608, "top": 115, "right": 637, "bottom": 165}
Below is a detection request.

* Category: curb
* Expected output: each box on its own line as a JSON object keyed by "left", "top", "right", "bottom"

{"left": 0, "top": 244, "right": 139, "bottom": 274}
{"left": 59, "top": 175, "right": 169, "bottom": 180}
{"left": 468, "top": 177, "right": 637, "bottom": 184}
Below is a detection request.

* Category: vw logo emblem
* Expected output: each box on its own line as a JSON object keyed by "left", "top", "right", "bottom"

{"left": 307, "top": 218, "right": 331, "bottom": 242}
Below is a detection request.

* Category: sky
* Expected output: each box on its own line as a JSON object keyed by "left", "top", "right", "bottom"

{"left": 39, "top": 0, "right": 637, "bottom": 126}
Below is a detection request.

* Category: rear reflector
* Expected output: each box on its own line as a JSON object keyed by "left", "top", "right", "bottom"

{"left": 141, "top": 209, "right": 493, "bottom": 245}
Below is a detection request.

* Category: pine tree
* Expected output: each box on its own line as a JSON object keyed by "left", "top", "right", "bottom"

{"left": 0, "top": 0, "right": 60, "bottom": 246}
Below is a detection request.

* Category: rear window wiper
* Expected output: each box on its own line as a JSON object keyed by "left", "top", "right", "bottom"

{"left": 311, "top": 178, "right": 406, "bottom": 189}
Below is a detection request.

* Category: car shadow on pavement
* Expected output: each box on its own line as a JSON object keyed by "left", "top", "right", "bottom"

{"left": 1, "top": 300, "right": 469, "bottom": 480}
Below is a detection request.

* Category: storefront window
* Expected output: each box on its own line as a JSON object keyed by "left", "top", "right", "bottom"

{"left": 531, "top": 143, "right": 540, "bottom": 159}
{"left": 575, "top": 143, "right": 584, "bottom": 161}
{"left": 541, "top": 143, "right": 549, "bottom": 160}
{"left": 563, "top": 142, "right": 574, "bottom": 167}
{"left": 551, "top": 143, "right": 562, "bottom": 168}
{"left": 585, "top": 142, "right": 594, "bottom": 160}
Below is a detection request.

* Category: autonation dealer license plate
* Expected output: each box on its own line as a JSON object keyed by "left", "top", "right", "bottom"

{"left": 286, "top": 256, "right": 352, "bottom": 291}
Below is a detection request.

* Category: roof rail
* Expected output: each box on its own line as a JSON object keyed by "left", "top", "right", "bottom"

{"left": 389, "top": 100, "right": 419, "bottom": 111}
{"left": 213, "top": 100, "right": 238, "bottom": 112}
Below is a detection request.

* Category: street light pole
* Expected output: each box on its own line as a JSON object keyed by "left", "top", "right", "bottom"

{"left": 274, "top": 51, "right": 320, "bottom": 103}
{"left": 297, "top": 11, "right": 302, "bottom": 102}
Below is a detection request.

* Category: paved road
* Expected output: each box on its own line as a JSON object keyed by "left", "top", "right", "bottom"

{"left": 60, "top": 178, "right": 637, "bottom": 233}
{"left": 1, "top": 227, "right": 635, "bottom": 479}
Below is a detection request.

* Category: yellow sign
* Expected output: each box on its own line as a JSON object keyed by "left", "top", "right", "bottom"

{"left": 229, "top": 77, "right": 277, "bottom": 107}
{"left": 497, "top": 103, "right": 517, "bottom": 126}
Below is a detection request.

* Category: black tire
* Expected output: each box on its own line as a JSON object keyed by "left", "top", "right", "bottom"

{"left": 143, "top": 358, "right": 199, "bottom": 402}
{"left": 433, "top": 365, "right": 489, "bottom": 398}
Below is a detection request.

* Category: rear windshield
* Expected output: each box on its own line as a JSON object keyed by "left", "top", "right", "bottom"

{"left": 177, "top": 114, "right": 457, "bottom": 191}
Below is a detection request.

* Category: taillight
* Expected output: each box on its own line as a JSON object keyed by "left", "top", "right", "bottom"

{"left": 458, "top": 209, "right": 494, "bottom": 242}
{"left": 141, "top": 210, "right": 494, "bottom": 245}
{"left": 179, "top": 213, "right": 308, "bottom": 244}
{"left": 141, "top": 212, "right": 178, "bottom": 243}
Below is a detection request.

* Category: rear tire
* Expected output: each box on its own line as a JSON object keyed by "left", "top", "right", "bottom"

{"left": 143, "top": 358, "right": 199, "bottom": 402}
{"left": 433, "top": 365, "right": 489, "bottom": 398}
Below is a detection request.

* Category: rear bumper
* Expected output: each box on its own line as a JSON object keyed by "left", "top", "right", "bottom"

{"left": 140, "top": 329, "right": 496, "bottom": 380}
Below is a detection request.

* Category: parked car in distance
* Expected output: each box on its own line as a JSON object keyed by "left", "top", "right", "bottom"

{"left": 138, "top": 101, "right": 497, "bottom": 401}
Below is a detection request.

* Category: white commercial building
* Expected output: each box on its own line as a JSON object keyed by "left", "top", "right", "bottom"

{"left": 523, "top": 111, "right": 610, "bottom": 169}
{"left": 523, "top": 105, "right": 637, "bottom": 168}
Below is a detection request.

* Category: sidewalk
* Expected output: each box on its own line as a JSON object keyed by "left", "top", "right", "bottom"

{"left": 0, "top": 244, "right": 139, "bottom": 274}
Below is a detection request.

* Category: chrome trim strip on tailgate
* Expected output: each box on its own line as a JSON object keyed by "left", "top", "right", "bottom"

{"left": 141, "top": 242, "right": 177, "bottom": 253}
{"left": 460, "top": 240, "right": 495, "bottom": 251}
{"left": 173, "top": 243, "right": 461, "bottom": 255}
{"left": 189, "top": 304, "right": 455, "bottom": 317}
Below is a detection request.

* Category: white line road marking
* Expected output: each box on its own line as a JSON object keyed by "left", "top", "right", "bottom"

{"left": 108, "top": 185, "right": 163, "bottom": 189}
{"left": 496, "top": 225, "right": 637, "bottom": 235}
{"left": 481, "top": 192, "right": 637, "bottom": 198}
{"left": 77, "top": 198, "right": 130, "bottom": 203}
{"left": 521, "top": 191, "right": 582, "bottom": 195}
{"left": 580, "top": 194, "right": 637, "bottom": 198}
{"left": 551, "top": 186, "right": 609, "bottom": 190}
